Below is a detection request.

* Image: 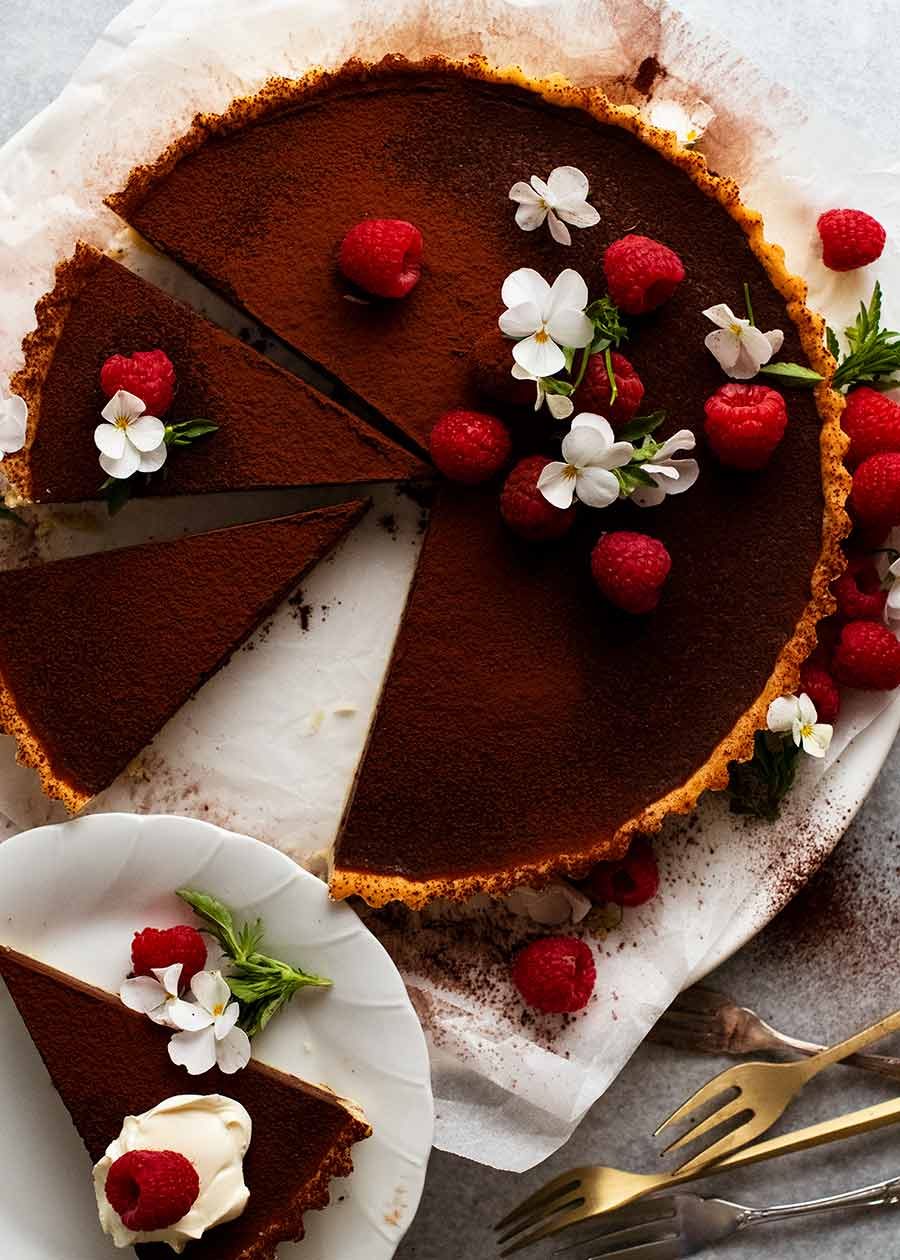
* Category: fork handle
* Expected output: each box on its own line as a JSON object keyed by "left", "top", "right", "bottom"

{"left": 770, "top": 1031, "right": 900, "bottom": 1082}
{"left": 742, "top": 1173, "right": 900, "bottom": 1229}
{"left": 800, "top": 1007, "right": 900, "bottom": 1078}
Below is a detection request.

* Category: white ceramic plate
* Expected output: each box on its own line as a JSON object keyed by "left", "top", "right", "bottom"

{"left": 0, "top": 813, "right": 434, "bottom": 1260}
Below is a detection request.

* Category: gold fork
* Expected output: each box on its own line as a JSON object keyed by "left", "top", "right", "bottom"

{"left": 653, "top": 1006, "right": 900, "bottom": 1175}
{"left": 495, "top": 1093, "right": 900, "bottom": 1255}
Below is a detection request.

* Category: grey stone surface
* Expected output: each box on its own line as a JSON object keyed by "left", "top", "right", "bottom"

{"left": 3, "top": 3, "right": 900, "bottom": 1258}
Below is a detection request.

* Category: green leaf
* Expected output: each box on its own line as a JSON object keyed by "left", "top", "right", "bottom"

{"left": 176, "top": 888, "right": 241, "bottom": 957}
{"left": 562, "top": 346, "right": 576, "bottom": 374}
{"left": 164, "top": 419, "right": 219, "bottom": 448}
{"left": 832, "top": 282, "right": 900, "bottom": 391}
{"left": 0, "top": 505, "right": 25, "bottom": 526}
{"left": 615, "top": 464, "right": 657, "bottom": 494}
{"left": 618, "top": 410, "right": 666, "bottom": 442}
{"left": 758, "top": 362, "right": 824, "bottom": 388}
{"left": 726, "top": 730, "right": 801, "bottom": 820}
{"left": 585, "top": 296, "right": 629, "bottom": 350}
{"left": 100, "top": 476, "right": 135, "bottom": 516}
{"left": 826, "top": 325, "right": 841, "bottom": 361}
{"left": 541, "top": 377, "right": 574, "bottom": 397}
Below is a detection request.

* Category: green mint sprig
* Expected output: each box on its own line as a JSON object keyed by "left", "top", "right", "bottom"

{"left": 570, "top": 297, "right": 630, "bottom": 404}
{"left": 177, "top": 888, "right": 331, "bottom": 1038}
{"left": 830, "top": 283, "right": 900, "bottom": 391}
{"left": 100, "top": 419, "right": 219, "bottom": 515}
{"left": 726, "top": 729, "right": 801, "bottom": 821}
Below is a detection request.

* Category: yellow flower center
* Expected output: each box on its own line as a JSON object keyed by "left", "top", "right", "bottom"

{"left": 562, "top": 465, "right": 578, "bottom": 481}
{"left": 800, "top": 722, "right": 814, "bottom": 740}
{"left": 534, "top": 328, "right": 549, "bottom": 344}
{"left": 729, "top": 323, "right": 742, "bottom": 335}
{"left": 212, "top": 1002, "right": 226, "bottom": 1017}
{"left": 114, "top": 414, "right": 131, "bottom": 429}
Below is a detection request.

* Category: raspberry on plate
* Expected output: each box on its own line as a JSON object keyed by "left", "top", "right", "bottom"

{"left": 511, "top": 936, "right": 596, "bottom": 1014}
{"left": 850, "top": 451, "right": 900, "bottom": 531}
{"left": 817, "top": 208, "right": 886, "bottom": 272}
{"left": 704, "top": 382, "right": 788, "bottom": 470}
{"left": 832, "top": 553, "right": 888, "bottom": 622}
{"left": 832, "top": 619, "right": 900, "bottom": 691}
{"left": 581, "top": 837, "right": 660, "bottom": 908}
{"left": 338, "top": 219, "right": 423, "bottom": 299}
{"left": 799, "top": 663, "right": 841, "bottom": 726}
{"left": 500, "top": 455, "right": 576, "bottom": 541}
{"left": 469, "top": 325, "right": 535, "bottom": 409}
{"left": 429, "top": 409, "right": 512, "bottom": 484}
{"left": 131, "top": 925, "right": 207, "bottom": 989}
{"left": 841, "top": 388, "right": 900, "bottom": 467}
{"left": 602, "top": 234, "right": 685, "bottom": 315}
{"left": 591, "top": 531, "right": 672, "bottom": 614}
{"left": 574, "top": 351, "right": 645, "bottom": 426}
{"left": 100, "top": 350, "right": 176, "bottom": 416}
{"left": 105, "top": 1149, "right": 200, "bottom": 1232}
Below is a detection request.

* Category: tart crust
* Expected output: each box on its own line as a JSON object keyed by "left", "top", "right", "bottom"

{"left": 100, "top": 57, "right": 848, "bottom": 903}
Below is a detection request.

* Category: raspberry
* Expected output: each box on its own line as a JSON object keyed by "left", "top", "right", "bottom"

{"left": 105, "top": 1150, "right": 200, "bottom": 1232}
{"left": 500, "top": 455, "right": 576, "bottom": 541}
{"left": 817, "top": 209, "right": 886, "bottom": 272}
{"left": 338, "top": 219, "right": 423, "bottom": 299}
{"left": 841, "top": 388, "right": 900, "bottom": 467}
{"left": 602, "top": 234, "right": 685, "bottom": 315}
{"left": 131, "top": 926, "right": 207, "bottom": 989}
{"left": 703, "top": 383, "right": 788, "bottom": 470}
{"left": 511, "top": 936, "right": 596, "bottom": 1014}
{"left": 850, "top": 452, "right": 900, "bottom": 531}
{"left": 470, "top": 326, "right": 535, "bottom": 409}
{"left": 832, "top": 620, "right": 900, "bottom": 691}
{"left": 429, "top": 409, "right": 512, "bottom": 485}
{"left": 799, "top": 663, "right": 841, "bottom": 725}
{"left": 831, "top": 553, "right": 887, "bottom": 622}
{"left": 574, "top": 352, "right": 645, "bottom": 427}
{"left": 581, "top": 837, "right": 660, "bottom": 908}
{"left": 591, "top": 531, "right": 671, "bottom": 615}
{"left": 100, "top": 350, "right": 175, "bottom": 416}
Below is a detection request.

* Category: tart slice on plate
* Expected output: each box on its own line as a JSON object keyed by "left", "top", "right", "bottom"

{"left": 0, "top": 501, "right": 367, "bottom": 812}
{"left": 0, "top": 945, "right": 371, "bottom": 1258}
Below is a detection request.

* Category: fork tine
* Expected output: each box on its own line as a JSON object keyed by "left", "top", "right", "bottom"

{"left": 495, "top": 1171, "right": 585, "bottom": 1230}
{"left": 670, "top": 1119, "right": 762, "bottom": 1177}
{"left": 553, "top": 1198, "right": 677, "bottom": 1251}
{"left": 549, "top": 1218, "right": 678, "bottom": 1260}
{"left": 556, "top": 1238, "right": 683, "bottom": 1260}
{"left": 496, "top": 1194, "right": 584, "bottom": 1246}
{"left": 658, "top": 1094, "right": 750, "bottom": 1156}
{"left": 498, "top": 1200, "right": 591, "bottom": 1256}
{"left": 653, "top": 1071, "right": 740, "bottom": 1137}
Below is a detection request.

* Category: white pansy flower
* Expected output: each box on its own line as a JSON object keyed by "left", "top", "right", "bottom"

{"left": 885, "top": 557, "right": 900, "bottom": 631}
{"left": 508, "top": 166, "right": 601, "bottom": 246}
{"left": 120, "top": 963, "right": 212, "bottom": 1031}
{"left": 499, "top": 268, "right": 594, "bottom": 379}
{"left": 703, "top": 304, "right": 784, "bottom": 380}
{"left": 767, "top": 692, "right": 833, "bottom": 759}
{"left": 0, "top": 388, "right": 27, "bottom": 458}
{"left": 94, "top": 389, "right": 167, "bottom": 480}
{"left": 167, "top": 970, "right": 251, "bottom": 1076}
{"left": 537, "top": 414, "right": 634, "bottom": 510}
{"left": 645, "top": 96, "right": 715, "bottom": 147}
{"left": 510, "top": 363, "right": 575, "bottom": 419}
{"left": 632, "top": 429, "right": 700, "bottom": 507}
{"left": 506, "top": 882, "right": 592, "bottom": 926}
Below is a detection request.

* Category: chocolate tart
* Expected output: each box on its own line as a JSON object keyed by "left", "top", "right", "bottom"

{"left": 0, "top": 502, "right": 367, "bottom": 812}
{"left": 0, "top": 946, "right": 371, "bottom": 1259}
{"left": 4, "top": 244, "right": 427, "bottom": 503}
{"left": 99, "top": 59, "right": 846, "bottom": 901}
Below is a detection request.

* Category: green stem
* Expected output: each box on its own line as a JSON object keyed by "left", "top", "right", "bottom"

{"left": 604, "top": 347, "right": 618, "bottom": 407}
{"left": 570, "top": 344, "right": 593, "bottom": 393}
{"left": 743, "top": 282, "right": 755, "bottom": 327}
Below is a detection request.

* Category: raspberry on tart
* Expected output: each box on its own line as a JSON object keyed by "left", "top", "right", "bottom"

{"left": 105, "top": 1149, "right": 200, "bottom": 1232}
{"left": 429, "top": 409, "right": 511, "bottom": 484}
{"left": 591, "top": 531, "right": 672, "bottom": 615}
{"left": 703, "top": 383, "right": 788, "bottom": 470}
{"left": 100, "top": 349, "right": 176, "bottom": 417}
{"left": 338, "top": 218, "right": 423, "bottom": 298}
{"left": 574, "top": 351, "right": 645, "bottom": 426}
{"left": 500, "top": 455, "right": 576, "bottom": 541}
{"left": 602, "top": 234, "right": 685, "bottom": 315}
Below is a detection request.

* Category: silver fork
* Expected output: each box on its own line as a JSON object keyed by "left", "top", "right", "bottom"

{"left": 554, "top": 1175, "right": 900, "bottom": 1260}
{"left": 650, "top": 986, "right": 900, "bottom": 1082}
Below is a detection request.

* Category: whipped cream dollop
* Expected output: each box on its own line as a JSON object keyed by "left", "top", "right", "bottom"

{"left": 92, "top": 1094, "right": 252, "bottom": 1252}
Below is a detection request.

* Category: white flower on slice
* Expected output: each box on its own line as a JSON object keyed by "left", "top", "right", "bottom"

{"left": 767, "top": 692, "right": 833, "bottom": 759}
{"left": 885, "top": 557, "right": 900, "bottom": 631}
{"left": 167, "top": 970, "right": 251, "bottom": 1076}
{"left": 537, "top": 414, "right": 634, "bottom": 510}
{"left": 94, "top": 389, "right": 168, "bottom": 480}
{"left": 508, "top": 166, "right": 601, "bottom": 246}
{"left": 632, "top": 429, "right": 700, "bottom": 507}
{"left": 120, "top": 963, "right": 211, "bottom": 1030}
{"left": 703, "top": 304, "right": 784, "bottom": 380}
{"left": 499, "top": 268, "right": 594, "bottom": 379}
{"left": 0, "top": 388, "right": 27, "bottom": 459}
{"left": 510, "top": 363, "right": 575, "bottom": 419}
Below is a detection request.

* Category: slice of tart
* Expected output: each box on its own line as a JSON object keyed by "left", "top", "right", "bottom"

{"left": 0, "top": 501, "right": 367, "bottom": 812}
{"left": 0, "top": 945, "right": 371, "bottom": 1259}
{"left": 3, "top": 244, "right": 427, "bottom": 503}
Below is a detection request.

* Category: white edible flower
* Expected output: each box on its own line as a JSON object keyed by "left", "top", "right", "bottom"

{"left": 167, "top": 970, "right": 251, "bottom": 1076}
{"left": 703, "top": 304, "right": 784, "bottom": 380}
{"left": 631, "top": 429, "right": 700, "bottom": 507}
{"left": 499, "top": 268, "right": 594, "bottom": 379}
{"left": 0, "top": 388, "right": 27, "bottom": 458}
{"left": 537, "top": 414, "right": 634, "bottom": 510}
{"left": 508, "top": 166, "right": 600, "bottom": 246}
{"left": 510, "top": 363, "right": 575, "bottom": 419}
{"left": 767, "top": 692, "right": 833, "bottom": 759}
{"left": 94, "top": 389, "right": 167, "bottom": 480}
{"left": 885, "top": 557, "right": 900, "bottom": 631}
{"left": 120, "top": 963, "right": 211, "bottom": 1031}
{"left": 645, "top": 96, "right": 714, "bottom": 147}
